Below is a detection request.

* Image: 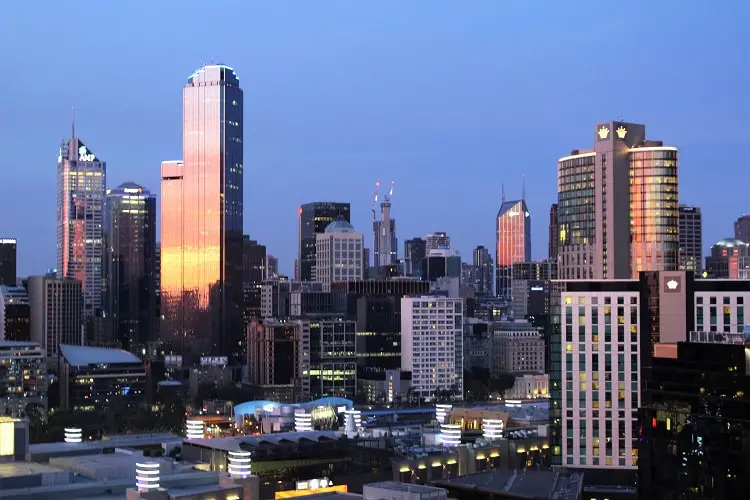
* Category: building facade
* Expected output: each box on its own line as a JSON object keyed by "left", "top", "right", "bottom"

{"left": 734, "top": 214, "right": 750, "bottom": 243}
{"left": 27, "top": 276, "right": 82, "bottom": 357}
{"left": 472, "top": 245, "right": 494, "bottom": 296}
{"left": 0, "top": 285, "right": 30, "bottom": 342}
{"left": 704, "top": 238, "right": 750, "bottom": 279}
{"left": 678, "top": 204, "right": 702, "bottom": 273}
{"left": 373, "top": 190, "right": 397, "bottom": 267}
{"left": 401, "top": 296, "right": 464, "bottom": 400}
{"left": 557, "top": 121, "right": 679, "bottom": 280}
{"left": 160, "top": 64, "right": 244, "bottom": 363}
{"left": 314, "top": 220, "right": 364, "bottom": 284}
{"left": 298, "top": 202, "right": 351, "bottom": 282}
{"left": 403, "top": 238, "right": 426, "bottom": 278}
{"left": 495, "top": 200, "right": 531, "bottom": 299}
{"left": 425, "top": 232, "right": 450, "bottom": 252}
{"left": 548, "top": 203, "right": 558, "bottom": 262}
{"left": 0, "top": 239, "right": 17, "bottom": 286}
{"left": 305, "top": 319, "right": 357, "bottom": 399}
{"left": 0, "top": 341, "right": 46, "bottom": 420}
{"left": 246, "top": 319, "right": 308, "bottom": 402}
{"left": 105, "top": 183, "right": 157, "bottom": 353}
{"left": 56, "top": 136, "right": 106, "bottom": 319}
{"left": 491, "top": 320, "right": 545, "bottom": 375}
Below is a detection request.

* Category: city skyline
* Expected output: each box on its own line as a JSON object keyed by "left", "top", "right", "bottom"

{"left": 2, "top": 2, "right": 749, "bottom": 277}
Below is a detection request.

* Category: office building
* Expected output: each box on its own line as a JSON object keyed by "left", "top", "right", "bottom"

{"left": 403, "top": 238, "right": 426, "bottom": 277}
{"left": 639, "top": 337, "right": 750, "bottom": 499}
{"left": 0, "top": 285, "right": 30, "bottom": 341}
{"left": 704, "top": 237, "right": 750, "bottom": 278}
{"left": 56, "top": 133, "right": 106, "bottom": 318}
{"left": 401, "top": 296, "right": 464, "bottom": 400}
{"left": 246, "top": 319, "right": 308, "bottom": 402}
{"left": 549, "top": 271, "right": 750, "bottom": 471}
{"left": 260, "top": 280, "right": 332, "bottom": 319}
{"left": 105, "top": 182, "right": 157, "bottom": 353}
{"left": 549, "top": 203, "right": 559, "bottom": 261}
{"left": 473, "top": 245, "right": 494, "bottom": 296}
{"left": 0, "top": 341, "right": 46, "bottom": 420}
{"left": 160, "top": 64, "right": 244, "bottom": 362}
{"left": 58, "top": 344, "right": 146, "bottom": 412}
{"left": 314, "top": 220, "right": 364, "bottom": 284}
{"left": 306, "top": 319, "right": 357, "bottom": 399}
{"left": 491, "top": 320, "right": 545, "bottom": 375}
{"left": 495, "top": 200, "right": 531, "bottom": 299}
{"left": 242, "top": 237, "right": 267, "bottom": 283}
{"left": 510, "top": 259, "right": 556, "bottom": 320}
{"left": 298, "top": 202, "right": 351, "bottom": 282}
{"left": 678, "top": 204, "right": 702, "bottom": 273}
{"left": 27, "top": 276, "right": 82, "bottom": 357}
{"left": 267, "top": 254, "right": 279, "bottom": 280}
{"left": 373, "top": 183, "right": 398, "bottom": 267}
{"left": 425, "top": 232, "right": 450, "bottom": 252}
{"left": 422, "top": 249, "right": 461, "bottom": 283}
{"left": 734, "top": 214, "right": 750, "bottom": 243}
{"left": 0, "top": 238, "right": 17, "bottom": 286}
{"left": 557, "top": 121, "right": 678, "bottom": 280}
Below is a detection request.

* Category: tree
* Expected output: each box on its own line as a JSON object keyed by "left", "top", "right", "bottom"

{"left": 488, "top": 372, "right": 516, "bottom": 397}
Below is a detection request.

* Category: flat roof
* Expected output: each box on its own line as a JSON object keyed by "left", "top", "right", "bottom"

{"left": 365, "top": 481, "right": 444, "bottom": 493}
{"left": 59, "top": 344, "right": 142, "bottom": 366}
{"left": 185, "top": 430, "right": 342, "bottom": 452}
{"left": 434, "top": 469, "right": 584, "bottom": 500}
{"left": 29, "top": 432, "right": 182, "bottom": 455}
{"left": 0, "top": 462, "right": 66, "bottom": 478}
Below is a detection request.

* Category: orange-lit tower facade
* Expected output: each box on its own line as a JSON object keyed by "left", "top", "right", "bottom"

{"left": 160, "top": 64, "right": 244, "bottom": 362}
{"left": 495, "top": 198, "right": 531, "bottom": 299}
{"left": 56, "top": 132, "right": 106, "bottom": 319}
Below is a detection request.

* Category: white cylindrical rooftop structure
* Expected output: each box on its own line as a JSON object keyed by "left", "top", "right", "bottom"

{"left": 135, "top": 462, "right": 160, "bottom": 492}
{"left": 228, "top": 450, "right": 252, "bottom": 479}
{"left": 185, "top": 420, "right": 204, "bottom": 440}
{"left": 440, "top": 423, "right": 461, "bottom": 447}
{"left": 64, "top": 428, "right": 82, "bottom": 444}
{"left": 482, "top": 418, "right": 504, "bottom": 440}
{"left": 435, "top": 404, "right": 452, "bottom": 424}
{"left": 294, "top": 410, "right": 312, "bottom": 432}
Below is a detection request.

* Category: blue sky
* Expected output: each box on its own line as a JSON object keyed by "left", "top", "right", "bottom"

{"left": 1, "top": 1, "right": 748, "bottom": 276}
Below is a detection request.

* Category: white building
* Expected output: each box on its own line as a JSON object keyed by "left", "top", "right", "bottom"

{"left": 401, "top": 296, "right": 463, "bottom": 400}
{"left": 558, "top": 284, "right": 641, "bottom": 469}
{"left": 314, "top": 220, "right": 364, "bottom": 284}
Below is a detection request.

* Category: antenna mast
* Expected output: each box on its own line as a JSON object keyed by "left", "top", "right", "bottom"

{"left": 372, "top": 181, "right": 380, "bottom": 221}
{"left": 522, "top": 173, "right": 526, "bottom": 201}
{"left": 71, "top": 105, "right": 76, "bottom": 139}
{"left": 501, "top": 184, "right": 505, "bottom": 204}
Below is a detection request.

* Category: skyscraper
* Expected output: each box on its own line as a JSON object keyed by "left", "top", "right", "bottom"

{"left": 373, "top": 182, "right": 397, "bottom": 267}
{"left": 56, "top": 132, "right": 106, "bottom": 318}
{"left": 0, "top": 239, "right": 17, "bottom": 286}
{"left": 403, "top": 238, "right": 426, "bottom": 277}
{"left": 678, "top": 205, "right": 702, "bottom": 273}
{"left": 495, "top": 200, "right": 531, "bottom": 299}
{"left": 548, "top": 203, "right": 558, "bottom": 261}
{"left": 105, "top": 182, "right": 157, "bottom": 353}
{"left": 734, "top": 214, "right": 750, "bottom": 243}
{"left": 160, "top": 64, "right": 244, "bottom": 362}
{"left": 425, "top": 232, "right": 450, "bottom": 252}
{"left": 297, "top": 202, "right": 350, "bottom": 281}
{"left": 472, "top": 245, "right": 494, "bottom": 295}
{"left": 314, "top": 220, "right": 364, "bottom": 284}
{"left": 557, "top": 121, "right": 678, "bottom": 280}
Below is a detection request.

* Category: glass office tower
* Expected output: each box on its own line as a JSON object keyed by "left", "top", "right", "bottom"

{"left": 161, "top": 64, "right": 244, "bottom": 363}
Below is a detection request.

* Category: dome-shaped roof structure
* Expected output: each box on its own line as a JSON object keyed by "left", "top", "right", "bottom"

{"left": 325, "top": 219, "right": 355, "bottom": 233}
{"left": 714, "top": 238, "right": 749, "bottom": 248}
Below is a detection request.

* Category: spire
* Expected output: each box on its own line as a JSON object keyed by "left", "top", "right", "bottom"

{"left": 522, "top": 173, "right": 526, "bottom": 201}
{"left": 501, "top": 184, "right": 505, "bottom": 204}
{"left": 71, "top": 105, "right": 76, "bottom": 139}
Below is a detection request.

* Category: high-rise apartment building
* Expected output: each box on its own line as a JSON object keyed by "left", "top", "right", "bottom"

{"left": 495, "top": 200, "right": 531, "bottom": 299}
{"left": 557, "top": 121, "right": 678, "bottom": 280}
{"left": 548, "top": 204, "right": 559, "bottom": 261}
{"left": 105, "top": 183, "right": 157, "bottom": 353}
{"left": 734, "top": 214, "right": 750, "bottom": 243}
{"left": 28, "top": 276, "right": 82, "bottom": 357}
{"left": 242, "top": 237, "right": 267, "bottom": 284}
{"left": 298, "top": 202, "right": 351, "bottom": 281}
{"left": 56, "top": 134, "right": 106, "bottom": 318}
{"left": 0, "top": 238, "right": 17, "bottom": 286}
{"left": 266, "top": 255, "right": 279, "bottom": 280}
{"left": 160, "top": 64, "right": 244, "bottom": 362}
{"left": 678, "top": 204, "right": 702, "bottom": 273}
{"left": 704, "top": 238, "right": 750, "bottom": 278}
{"left": 401, "top": 296, "right": 464, "bottom": 400}
{"left": 425, "top": 232, "right": 450, "bottom": 252}
{"left": 0, "top": 285, "right": 30, "bottom": 342}
{"left": 314, "top": 220, "right": 364, "bottom": 284}
{"left": 472, "top": 245, "right": 494, "bottom": 296}
{"left": 0, "top": 341, "right": 46, "bottom": 420}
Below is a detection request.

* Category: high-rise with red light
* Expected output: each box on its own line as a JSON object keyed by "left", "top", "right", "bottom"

{"left": 495, "top": 199, "right": 531, "bottom": 299}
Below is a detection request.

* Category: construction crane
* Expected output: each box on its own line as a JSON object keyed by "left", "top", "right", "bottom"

{"left": 372, "top": 181, "right": 380, "bottom": 221}
{"left": 383, "top": 181, "right": 395, "bottom": 203}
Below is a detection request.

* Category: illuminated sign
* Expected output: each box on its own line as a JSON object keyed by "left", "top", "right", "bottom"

{"left": 530, "top": 286, "right": 544, "bottom": 292}
{"left": 0, "top": 239, "right": 16, "bottom": 245}
{"left": 616, "top": 126, "right": 627, "bottom": 139}
{"left": 507, "top": 210, "right": 520, "bottom": 217}
{"left": 666, "top": 279, "right": 678, "bottom": 290}
{"left": 276, "top": 485, "right": 347, "bottom": 499}
{"left": 664, "top": 275, "right": 682, "bottom": 293}
{"left": 296, "top": 478, "right": 333, "bottom": 491}
{"left": 0, "top": 418, "right": 16, "bottom": 456}
{"left": 525, "top": 211, "right": 530, "bottom": 218}
{"left": 597, "top": 126, "right": 610, "bottom": 140}
{"left": 78, "top": 145, "right": 96, "bottom": 162}
{"left": 123, "top": 187, "right": 142, "bottom": 194}
{"left": 262, "top": 403, "right": 277, "bottom": 412}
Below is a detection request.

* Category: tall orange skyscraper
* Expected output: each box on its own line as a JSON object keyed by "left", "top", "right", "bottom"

{"left": 161, "top": 64, "right": 244, "bottom": 362}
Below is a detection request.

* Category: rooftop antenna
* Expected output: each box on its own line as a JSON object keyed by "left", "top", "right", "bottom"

{"left": 71, "top": 105, "right": 76, "bottom": 139}
{"left": 501, "top": 184, "right": 506, "bottom": 204}
{"left": 522, "top": 173, "right": 526, "bottom": 201}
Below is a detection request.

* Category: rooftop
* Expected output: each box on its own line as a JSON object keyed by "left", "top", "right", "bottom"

{"left": 714, "top": 237, "right": 749, "bottom": 248}
{"left": 29, "top": 432, "right": 181, "bottom": 457}
{"left": 0, "top": 461, "right": 66, "bottom": 479}
{"left": 59, "top": 344, "right": 142, "bottom": 367}
{"left": 184, "top": 430, "right": 342, "bottom": 452}
{"left": 434, "top": 469, "right": 584, "bottom": 500}
{"left": 325, "top": 219, "right": 356, "bottom": 233}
